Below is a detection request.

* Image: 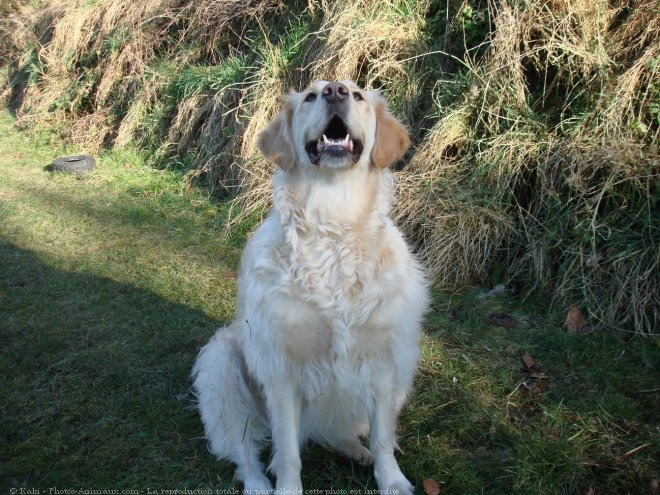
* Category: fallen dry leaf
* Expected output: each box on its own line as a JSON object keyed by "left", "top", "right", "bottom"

{"left": 563, "top": 305, "right": 586, "bottom": 333}
{"left": 519, "top": 354, "right": 548, "bottom": 394}
{"left": 521, "top": 354, "right": 539, "bottom": 371}
{"left": 422, "top": 479, "right": 445, "bottom": 495}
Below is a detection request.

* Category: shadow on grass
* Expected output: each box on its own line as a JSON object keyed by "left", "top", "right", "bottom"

{"left": 0, "top": 239, "right": 235, "bottom": 488}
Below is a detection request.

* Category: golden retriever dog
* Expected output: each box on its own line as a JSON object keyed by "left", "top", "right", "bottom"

{"left": 193, "top": 80, "right": 428, "bottom": 494}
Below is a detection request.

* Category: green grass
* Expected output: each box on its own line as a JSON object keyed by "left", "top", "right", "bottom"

{"left": 1, "top": 111, "right": 659, "bottom": 493}
{"left": 169, "top": 56, "right": 255, "bottom": 101}
{"left": 0, "top": 112, "right": 239, "bottom": 488}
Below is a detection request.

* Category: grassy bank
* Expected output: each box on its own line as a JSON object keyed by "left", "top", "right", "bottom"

{"left": 1, "top": 0, "right": 658, "bottom": 335}
{"left": 2, "top": 112, "right": 659, "bottom": 493}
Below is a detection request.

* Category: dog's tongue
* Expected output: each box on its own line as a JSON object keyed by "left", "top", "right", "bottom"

{"left": 317, "top": 134, "right": 353, "bottom": 153}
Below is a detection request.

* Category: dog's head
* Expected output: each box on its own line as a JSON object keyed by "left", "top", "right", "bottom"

{"left": 258, "top": 81, "right": 410, "bottom": 172}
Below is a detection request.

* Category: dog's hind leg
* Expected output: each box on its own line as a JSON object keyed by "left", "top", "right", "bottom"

{"left": 227, "top": 408, "right": 271, "bottom": 493}
{"left": 233, "top": 434, "right": 272, "bottom": 493}
{"left": 192, "top": 326, "right": 271, "bottom": 493}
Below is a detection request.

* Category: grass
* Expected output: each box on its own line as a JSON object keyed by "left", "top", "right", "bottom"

{"left": 2, "top": 111, "right": 659, "bottom": 494}
{"left": 0, "top": 111, "right": 240, "bottom": 488}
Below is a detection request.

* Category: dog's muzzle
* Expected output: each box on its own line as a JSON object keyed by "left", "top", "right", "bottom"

{"left": 305, "top": 82, "right": 364, "bottom": 165}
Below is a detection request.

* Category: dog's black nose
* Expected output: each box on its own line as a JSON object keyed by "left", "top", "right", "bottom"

{"left": 322, "top": 82, "right": 349, "bottom": 103}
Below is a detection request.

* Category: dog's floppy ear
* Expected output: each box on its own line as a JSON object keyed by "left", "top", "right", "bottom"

{"left": 257, "top": 97, "right": 295, "bottom": 170}
{"left": 371, "top": 95, "right": 411, "bottom": 169}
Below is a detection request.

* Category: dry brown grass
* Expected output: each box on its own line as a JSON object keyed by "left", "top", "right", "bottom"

{"left": 307, "top": 0, "right": 427, "bottom": 121}
{"left": 591, "top": 42, "right": 659, "bottom": 143}
{"left": 1, "top": 0, "right": 283, "bottom": 148}
{"left": 394, "top": 0, "right": 658, "bottom": 333}
{"left": 180, "top": 0, "right": 285, "bottom": 59}
{"left": 395, "top": 171, "right": 515, "bottom": 285}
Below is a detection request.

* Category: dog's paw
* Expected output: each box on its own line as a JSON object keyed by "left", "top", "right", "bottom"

{"left": 273, "top": 486, "right": 302, "bottom": 495}
{"left": 350, "top": 444, "right": 374, "bottom": 466}
{"left": 274, "top": 476, "right": 303, "bottom": 495}
{"left": 334, "top": 439, "right": 374, "bottom": 466}
{"left": 242, "top": 473, "right": 273, "bottom": 495}
{"left": 375, "top": 469, "right": 414, "bottom": 495}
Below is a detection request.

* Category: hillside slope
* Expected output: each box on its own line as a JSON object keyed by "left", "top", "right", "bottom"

{"left": 1, "top": 0, "right": 658, "bottom": 334}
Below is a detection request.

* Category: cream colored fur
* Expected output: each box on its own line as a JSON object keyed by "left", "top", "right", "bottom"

{"left": 192, "top": 81, "right": 428, "bottom": 494}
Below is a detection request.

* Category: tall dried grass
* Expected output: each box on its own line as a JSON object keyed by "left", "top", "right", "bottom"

{"left": 395, "top": 0, "right": 658, "bottom": 333}
{"left": 1, "top": 0, "right": 658, "bottom": 334}
{"left": 1, "top": 0, "right": 283, "bottom": 143}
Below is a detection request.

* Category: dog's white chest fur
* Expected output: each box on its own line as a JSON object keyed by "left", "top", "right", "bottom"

{"left": 240, "top": 169, "right": 409, "bottom": 362}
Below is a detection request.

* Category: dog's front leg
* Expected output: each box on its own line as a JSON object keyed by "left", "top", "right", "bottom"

{"left": 265, "top": 380, "right": 303, "bottom": 494}
{"left": 370, "top": 366, "right": 414, "bottom": 495}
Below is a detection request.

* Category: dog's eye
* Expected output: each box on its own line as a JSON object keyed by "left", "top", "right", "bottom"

{"left": 353, "top": 92, "right": 364, "bottom": 101}
{"left": 304, "top": 93, "right": 317, "bottom": 103}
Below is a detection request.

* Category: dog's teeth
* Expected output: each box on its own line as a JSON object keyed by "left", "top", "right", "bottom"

{"left": 317, "top": 133, "right": 354, "bottom": 153}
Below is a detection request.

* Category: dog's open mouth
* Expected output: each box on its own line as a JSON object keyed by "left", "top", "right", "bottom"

{"left": 305, "top": 115, "right": 364, "bottom": 165}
